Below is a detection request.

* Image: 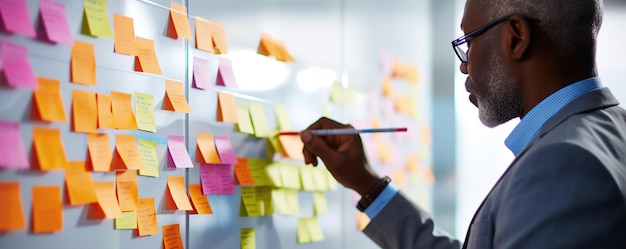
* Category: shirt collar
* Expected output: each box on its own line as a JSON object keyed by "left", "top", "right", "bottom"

{"left": 505, "top": 77, "right": 602, "bottom": 156}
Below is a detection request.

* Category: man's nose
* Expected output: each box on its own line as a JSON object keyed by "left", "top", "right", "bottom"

{"left": 459, "top": 62, "right": 468, "bottom": 74}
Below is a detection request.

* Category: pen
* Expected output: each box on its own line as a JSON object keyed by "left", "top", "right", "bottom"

{"left": 278, "top": 127, "right": 408, "bottom": 136}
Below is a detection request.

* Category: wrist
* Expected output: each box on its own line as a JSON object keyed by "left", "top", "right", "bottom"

{"left": 356, "top": 176, "right": 391, "bottom": 212}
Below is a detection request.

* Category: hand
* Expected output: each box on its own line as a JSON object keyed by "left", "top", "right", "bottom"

{"left": 300, "top": 117, "right": 380, "bottom": 196}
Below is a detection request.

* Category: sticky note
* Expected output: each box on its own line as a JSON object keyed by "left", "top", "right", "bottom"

{"left": 240, "top": 187, "right": 261, "bottom": 217}
{"left": 188, "top": 184, "right": 213, "bottom": 214}
{"left": 96, "top": 93, "right": 115, "bottom": 129}
{"left": 114, "top": 134, "right": 143, "bottom": 170}
{"left": 257, "top": 34, "right": 279, "bottom": 59}
{"left": 216, "top": 92, "right": 238, "bottom": 123}
{"left": 235, "top": 103, "right": 254, "bottom": 135}
{"left": 0, "top": 42, "right": 37, "bottom": 88}
{"left": 216, "top": 57, "right": 237, "bottom": 88}
{"left": 32, "top": 186, "right": 63, "bottom": 233}
{"left": 0, "top": 182, "right": 25, "bottom": 232}
{"left": 70, "top": 40, "right": 96, "bottom": 85}
{"left": 299, "top": 167, "right": 316, "bottom": 191}
{"left": 167, "top": 135, "right": 193, "bottom": 168}
{"left": 278, "top": 135, "right": 305, "bottom": 160}
{"left": 275, "top": 104, "right": 291, "bottom": 131}
{"left": 65, "top": 161, "right": 98, "bottom": 205}
{"left": 200, "top": 164, "right": 234, "bottom": 195}
{"left": 297, "top": 217, "right": 311, "bottom": 243}
{"left": 313, "top": 192, "right": 328, "bottom": 215}
{"left": 196, "top": 133, "right": 220, "bottom": 164}
{"left": 39, "top": 0, "right": 73, "bottom": 45}
{"left": 214, "top": 135, "right": 237, "bottom": 164}
{"left": 72, "top": 89, "right": 98, "bottom": 133}
{"left": 134, "top": 37, "right": 162, "bottom": 75}
{"left": 163, "top": 224, "right": 184, "bottom": 249}
{"left": 92, "top": 181, "right": 122, "bottom": 219}
{"left": 163, "top": 80, "right": 191, "bottom": 113}
{"left": 33, "top": 127, "right": 68, "bottom": 170}
{"left": 241, "top": 228, "right": 256, "bottom": 249}
{"left": 192, "top": 57, "right": 211, "bottom": 89}
{"left": 0, "top": 0, "right": 35, "bottom": 37}
{"left": 167, "top": 176, "right": 192, "bottom": 210}
{"left": 167, "top": 2, "right": 192, "bottom": 40}
{"left": 113, "top": 14, "right": 136, "bottom": 55}
{"left": 279, "top": 164, "right": 301, "bottom": 189}
{"left": 0, "top": 122, "right": 29, "bottom": 169}
{"left": 137, "top": 197, "right": 158, "bottom": 236}
{"left": 311, "top": 168, "right": 328, "bottom": 191}
{"left": 134, "top": 92, "right": 156, "bottom": 132}
{"left": 248, "top": 102, "right": 270, "bottom": 137}
{"left": 234, "top": 158, "right": 255, "bottom": 185}
{"left": 137, "top": 139, "right": 159, "bottom": 177}
{"left": 82, "top": 0, "right": 112, "bottom": 37}
{"left": 111, "top": 91, "right": 138, "bottom": 130}
{"left": 194, "top": 17, "right": 214, "bottom": 53}
{"left": 116, "top": 171, "right": 138, "bottom": 211}
{"left": 285, "top": 189, "right": 299, "bottom": 215}
{"left": 271, "top": 189, "right": 289, "bottom": 215}
{"left": 33, "top": 78, "right": 67, "bottom": 122}
{"left": 114, "top": 211, "right": 137, "bottom": 230}
{"left": 211, "top": 21, "right": 228, "bottom": 54}
{"left": 87, "top": 133, "right": 113, "bottom": 171}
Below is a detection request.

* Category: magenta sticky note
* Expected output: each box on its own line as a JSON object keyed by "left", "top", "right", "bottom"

{"left": 1, "top": 42, "right": 38, "bottom": 89}
{"left": 214, "top": 135, "right": 236, "bottom": 164}
{"left": 192, "top": 57, "right": 210, "bottom": 90}
{"left": 39, "top": 0, "right": 73, "bottom": 45}
{"left": 167, "top": 135, "right": 193, "bottom": 168}
{"left": 0, "top": 121, "right": 29, "bottom": 169}
{"left": 0, "top": 0, "right": 36, "bottom": 37}
{"left": 216, "top": 57, "right": 238, "bottom": 88}
{"left": 200, "top": 164, "right": 234, "bottom": 195}
{"left": 216, "top": 164, "right": 234, "bottom": 194}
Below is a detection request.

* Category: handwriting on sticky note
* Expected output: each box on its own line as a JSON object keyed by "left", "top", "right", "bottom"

{"left": 0, "top": 42, "right": 37, "bottom": 88}
{"left": 0, "top": 182, "right": 26, "bottom": 232}
{"left": 113, "top": 14, "right": 136, "bottom": 55}
{"left": 137, "top": 139, "right": 159, "bottom": 177}
{"left": 82, "top": 0, "right": 112, "bottom": 37}
{"left": 71, "top": 40, "right": 96, "bottom": 85}
{"left": 66, "top": 161, "right": 98, "bottom": 205}
{"left": 137, "top": 197, "right": 158, "bottom": 236}
{"left": 167, "top": 176, "right": 192, "bottom": 210}
{"left": 162, "top": 223, "right": 184, "bottom": 249}
{"left": 200, "top": 164, "right": 234, "bottom": 195}
{"left": 188, "top": 184, "right": 213, "bottom": 214}
{"left": 111, "top": 91, "right": 138, "bottom": 130}
{"left": 234, "top": 158, "right": 255, "bottom": 185}
{"left": 72, "top": 89, "right": 98, "bottom": 133}
{"left": 241, "top": 228, "right": 256, "bottom": 249}
{"left": 216, "top": 57, "right": 237, "bottom": 88}
{"left": 164, "top": 80, "right": 191, "bottom": 113}
{"left": 167, "top": 135, "right": 193, "bottom": 168}
{"left": 33, "top": 127, "right": 68, "bottom": 170}
{"left": 114, "top": 211, "right": 137, "bottom": 230}
{"left": 217, "top": 92, "right": 238, "bottom": 123}
{"left": 134, "top": 37, "right": 162, "bottom": 75}
{"left": 39, "top": 0, "right": 73, "bottom": 45}
{"left": 93, "top": 181, "right": 122, "bottom": 218}
{"left": 134, "top": 92, "right": 156, "bottom": 132}
{"left": 194, "top": 17, "right": 214, "bottom": 53}
{"left": 96, "top": 93, "right": 115, "bottom": 129}
{"left": 33, "top": 78, "right": 67, "bottom": 122}
{"left": 0, "top": 0, "right": 35, "bottom": 37}
{"left": 0, "top": 122, "right": 29, "bottom": 169}
{"left": 192, "top": 57, "right": 211, "bottom": 89}
{"left": 32, "top": 186, "right": 63, "bottom": 233}
{"left": 240, "top": 187, "right": 261, "bottom": 217}
{"left": 116, "top": 171, "right": 138, "bottom": 211}
{"left": 167, "top": 2, "right": 192, "bottom": 40}
{"left": 87, "top": 133, "right": 112, "bottom": 171}
{"left": 214, "top": 135, "right": 236, "bottom": 164}
{"left": 115, "top": 134, "right": 143, "bottom": 170}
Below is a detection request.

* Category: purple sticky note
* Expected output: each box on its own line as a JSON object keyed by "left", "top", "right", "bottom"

{"left": 39, "top": 0, "right": 73, "bottom": 45}
{"left": 192, "top": 57, "right": 210, "bottom": 90}
{"left": 1, "top": 42, "right": 38, "bottom": 89}
{"left": 200, "top": 164, "right": 234, "bottom": 195}
{"left": 216, "top": 57, "right": 238, "bottom": 88}
{"left": 0, "top": 121, "right": 29, "bottom": 169}
{"left": 167, "top": 135, "right": 193, "bottom": 168}
{"left": 0, "top": 0, "right": 36, "bottom": 37}
{"left": 214, "top": 135, "right": 236, "bottom": 164}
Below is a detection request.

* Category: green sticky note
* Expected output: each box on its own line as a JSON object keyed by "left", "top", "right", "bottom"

{"left": 249, "top": 102, "right": 270, "bottom": 138}
{"left": 300, "top": 166, "right": 316, "bottom": 191}
{"left": 236, "top": 103, "right": 255, "bottom": 135}
{"left": 114, "top": 211, "right": 137, "bottom": 229}
{"left": 137, "top": 139, "right": 159, "bottom": 177}
{"left": 313, "top": 191, "right": 328, "bottom": 215}
{"left": 279, "top": 164, "right": 302, "bottom": 190}
{"left": 306, "top": 217, "right": 324, "bottom": 242}
{"left": 134, "top": 92, "right": 156, "bottom": 133}
{"left": 275, "top": 104, "right": 291, "bottom": 131}
{"left": 83, "top": 0, "right": 113, "bottom": 37}
{"left": 241, "top": 228, "right": 256, "bottom": 249}
{"left": 297, "top": 217, "right": 311, "bottom": 243}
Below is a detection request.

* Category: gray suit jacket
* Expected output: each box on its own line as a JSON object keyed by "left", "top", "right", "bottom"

{"left": 363, "top": 88, "right": 626, "bottom": 249}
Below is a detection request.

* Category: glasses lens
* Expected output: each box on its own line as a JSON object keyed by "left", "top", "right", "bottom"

{"left": 454, "top": 42, "right": 468, "bottom": 62}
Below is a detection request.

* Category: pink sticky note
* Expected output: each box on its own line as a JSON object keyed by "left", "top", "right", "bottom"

{"left": 167, "top": 135, "right": 193, "bottom": 168}
{"left": 200, "top": 164, "right": 233, "bottom": 195}
{"left": 214, "top": 135, "right": 236, "bottom": 164}
{"left": 216, "top": 57, "right": 237, "bottom": 88}
{"left": 192, "top": 57, "right": 210, "bottom": 90}
{"left": 1, "top": 42, "right": 37, "bottom": 89}
{"left": 39, "top": 0, "right": 73, "bottom": 45}
{"left": 0, "top": 0, "right": 36, "bottom": 37}
{"left": 0, "top": 121, "right": 29, "bottom": 169}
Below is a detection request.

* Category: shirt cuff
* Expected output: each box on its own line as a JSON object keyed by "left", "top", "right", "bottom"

{"left": 364, "top": 182, "right": 399, "bottom": 219}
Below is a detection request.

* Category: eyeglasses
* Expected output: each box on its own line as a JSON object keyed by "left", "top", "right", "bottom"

{"left": 451, "top": 15, "right": 539, "bottom": 63}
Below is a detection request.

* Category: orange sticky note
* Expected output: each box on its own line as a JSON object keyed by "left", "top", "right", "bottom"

{"left": 116, "top": 171, "right": 139, "bottom": 211}
{"left": 188, "top": 184, "right": 212, "bottom": 214}
{"left": 278, "top": 135, "right": 305, "bottom": 160}
{"left": 167, "top": 176, "right": 193, "bottom": 210}
{"left": 163, "top": 224, "right": 184, "bottom": 249}
{"left": 93, "top": 181, "right": 123, "bottom": 219}
{"left": 70, "top": 40, "right": 96, "bottom": 85}
{"left": 258, "top": 34, "right": 279, "bottom": 58}
{"left": 134, "top": 37, "right": 162, "bottom": 75}
{"left": 163, "top": 80, "right": 191, "bottom": 113}
{"left": 137, "top": 197, "right": 158, "bottom": 236}
{"left": 211, "top": 21, "right": 228, "bottom": 54}
{"left": 196, "top": 133, "right": 220, "bottom": 163}
{"left": 33, "top": 127, "right": 68, "bottom": 170}
{"left": 167, "top": 2, "right": 192, "bottom": 40}
{"left": 113, "top": 14, "right": 136, "bottom": 55}
{"left": 0, "top": 182, "right": 26, "bottom": 232}
{"left": 72, "top": 89, "right": 98, "bottom": 133}
{"left": 65, "top": 161, "right": 98, "bottom": 205}
{"left": 33, "top": 77, "right": 67, "bottom": 122}
{"left": 217, "top": 92, "right": 238, "bottom": 123}
{"left": 87, "top": 133, "right": 113, "bottom": 172}
{"left": 97, "top": 93, "right": 115, "bottom": 129}
{"left": 32, "top": 185, "right": 63, "bottom": 233}
{"left": 234, "top": 158, "right": 255, "bottom": 185}
{"left": 194, "top": 17, "right": 214, "bottom": 53}
{"left": 111, "top": 91, "right": 138, "bottom": 130}
{"left": 115, "top": 134, "right": 144, "bottom": 170}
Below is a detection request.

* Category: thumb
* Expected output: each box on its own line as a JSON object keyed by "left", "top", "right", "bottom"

{"left": 301, "top": 131, "right": 337, "bottom": 162}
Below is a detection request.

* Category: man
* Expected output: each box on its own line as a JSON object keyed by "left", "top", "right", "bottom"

{"left": 300, "top": 0, "right": 626, "bottom": 248}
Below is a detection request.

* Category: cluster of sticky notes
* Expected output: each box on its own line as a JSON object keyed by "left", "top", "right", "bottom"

{"left": 240, "top": 228, "right": 256, "bottom": 249}
{"left": 200, "top": 164, "right": 234, "bottom": 195}
{"left": 194, "top": 17, "right": 228, "bottom": 54}
{"left": 1, "top": 42, "right": 38, "bottom": 88}
{"left": 240, "top": 186, "right": 273, "bottom": 217}
{"left": 297, "top": 217, "right": 324, "bottom": 243}
{"left": 257, "top": 33, "right": 295, "bottom": 62}
{"left": 0, "top": 122, "right": 29, "bottom": 169}
{"left": 391, "top": 57, "right": 419, "bottom": 83}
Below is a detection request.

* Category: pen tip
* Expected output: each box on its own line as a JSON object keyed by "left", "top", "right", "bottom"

{"left": 398, "top": 127, "right": 408, "bottom": 132}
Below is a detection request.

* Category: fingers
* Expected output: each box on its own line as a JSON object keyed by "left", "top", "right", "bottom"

{"left": 301, "top": 130, "right": 338, "bottom": 163}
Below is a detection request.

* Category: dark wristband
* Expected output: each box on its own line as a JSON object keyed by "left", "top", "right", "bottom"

{"left": 356, "top": 176, "right": 391, "bottom": 212}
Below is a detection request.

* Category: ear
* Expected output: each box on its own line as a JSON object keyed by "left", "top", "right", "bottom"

{"left": 503, "top": 15, "right": 533, "bottom": 60}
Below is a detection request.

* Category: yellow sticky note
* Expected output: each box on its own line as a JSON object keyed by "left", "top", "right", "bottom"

{"left": 72, "top": 89, "right": 98, "bottom": 133}
{"left": 278, "top": 135, "right": 305, "bottom": 161}
{"left": 65, "top": 161, "right": 98, "bottom": 205}
{"left": 311, "top": 168, "right": 328, "bottom": 191}
{"left": 217, "top": 92, "right": 238, "bottom": 123}
{"left": 87, "top": 133, "right": 113, "bottom": 172}
{"left": 249, "top": 102, "right": 269, "bottom": 137}
{"left": 33, "top": 127, "right": 68, "bottom": 170}
{"left": 285, "top": 189, "right": 299, "bottom": 215}
{"left": 167, "top": 2, "right": 192, "bottom": 40}
{"left": 271, "top": 188, "right": 289, "bottom": 215}
{"left": 92, "top": 181, "right": 123, "bottom": 219}
{"left": 297, "top": 217, "right": 311, "bottom": 244}
{"left": 134, "top": 37, "right": 162, "bottom": 75}
{"left": 115, "top": 134, "right": 144, "bottom": 170}
{"left": 194, "top": 17, "right": 214, "bottom": 53}
{"left": 70, "top": 40, "right": 96, "bottom": 85}
{"left": 111, "top": 91, "right": 138, "bottom": 130}
{"left": 0, "top": 182, "right": 26, "bottom": 232}
{"left": 312, "top": 191, "right": 328, "bottom": 215}
{"left": 33, "top": 77, "right": 67, "bottom": 122}
{"left": 134, "top": 92, "right": 156, "bottom": 132}
{"left": 211, "top": 21, "right": 228, "bottom": 54}
{"left": 82, "top": 0, "right": 112, "bottom": 37}
{"left": 240, "top": 186, "right": 261, "bottom": 217}
{"left": 114, "top": 211, "right": 137, "bottom": 230}
{"left": 167, "top": 176, "right": 193, "bottom": 210}
{"left": 240, "top": 228, "right": 256, "bottom": 249}
{"left": 96, "top": 93, "right": 115, "bottom": 129}
{"left": 196, "top": 133, "right": 220, "bottom": 164}
{"left": 275, "top": 104, "right": 291, "bottom": 131}
{"left": 137, "top": 139, "right": 159, "bottom": 177}
{"left": 306, "top": 217, "right": 324, "bottom": 242}
{"left": 137, "top": 197, "right": 158, "bottom": 236}
{"left": 163, "top": 224, "right": 184, "bottom": 249}
{"left": 279, "top": 164, "right": 301, "bottom": 189}
{"left": 113, "top": 14, "right": 136, "bottom": 55}
{"left": 235, "top": 103, "right": 254, "bottom": 135}
{"left": 188, "top": 184, "right": 213, "bottom": 214}
{"left": 299, "top": 167, "right": 316, "bottom": 191}
{"left": 163, "top": 80, "right": 191, "bottom": 113}
{"left": 32, "top": 186, "right": 63, "bottom": 233}
{"left": 116, "top": 171, "right": 138, "bottom": 211}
